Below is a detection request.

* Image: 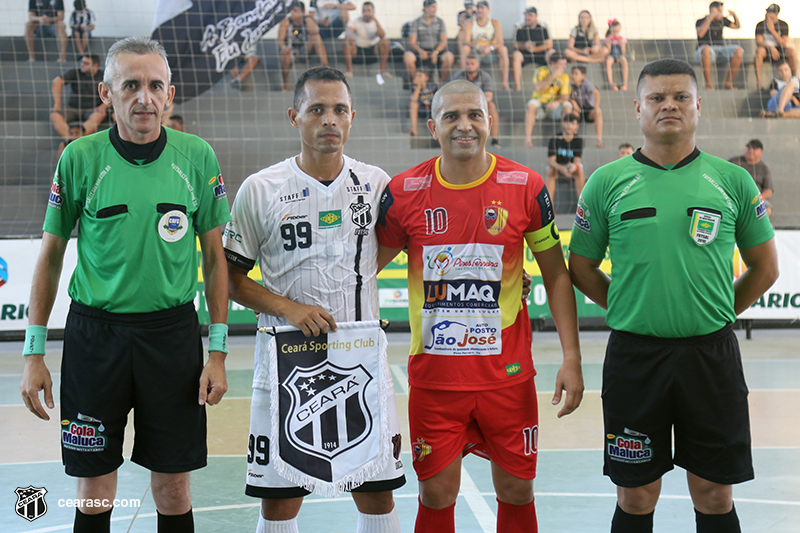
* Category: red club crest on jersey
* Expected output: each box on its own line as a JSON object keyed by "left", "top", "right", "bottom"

{"left": 484, "top": 206, "right": 508, "bottom": 236}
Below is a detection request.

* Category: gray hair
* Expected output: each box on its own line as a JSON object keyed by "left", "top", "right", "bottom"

{"left": 430, "top": 80, "right": 487, "bottom": 121}
{"left": 103, "top": 36, "right": 172, "bottom": 87}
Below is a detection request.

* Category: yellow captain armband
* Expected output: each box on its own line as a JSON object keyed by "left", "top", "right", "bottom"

{"left": 525, "top": 221, "right": 561, "bottom": 253}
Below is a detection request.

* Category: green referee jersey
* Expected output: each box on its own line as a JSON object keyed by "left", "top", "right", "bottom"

{"left": 43, "top": 126, "right": 231, "bottom": 313}
{"left": 569, "top": 148, "right": 774, "bottom": 338}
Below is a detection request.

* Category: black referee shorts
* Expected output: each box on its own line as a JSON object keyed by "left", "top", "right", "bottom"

{"left": 60, "top": 301, "right": 207, "bottom": 478}
{"left": 601, "top": 324, "right": 753, "bottom": 488}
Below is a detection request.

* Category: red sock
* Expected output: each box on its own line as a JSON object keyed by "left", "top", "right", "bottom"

{"left": 496, "top": 498, "right": 537, "bottom": 533}
{"left": 414, "top": 497, "right": 455, "bottom": 533}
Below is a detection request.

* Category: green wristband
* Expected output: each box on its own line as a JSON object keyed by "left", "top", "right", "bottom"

{"left": 23, "top": 325, "right": 48, "bottom": 356}
{"left": 208, "top": 323, "right": 228, "bottom": 354}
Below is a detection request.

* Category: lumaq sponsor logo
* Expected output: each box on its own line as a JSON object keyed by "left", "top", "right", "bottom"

{"left": 420, "top": 243, "right": 504, "bottom": 356}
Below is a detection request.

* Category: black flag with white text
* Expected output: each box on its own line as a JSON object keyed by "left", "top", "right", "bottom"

{"left": 151, "top": 0, "right": 290, "bottom": 103}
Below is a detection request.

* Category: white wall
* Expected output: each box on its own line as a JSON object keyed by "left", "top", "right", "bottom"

{"left": 1, "top": 0, "right": 798, "bottom": 40}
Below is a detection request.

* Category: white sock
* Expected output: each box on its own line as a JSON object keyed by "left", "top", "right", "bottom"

{"left": 257, "top": 514, "right": 299, "bottom": 533}
{"left": 357, "top": 506, "right": 401, "bottom": 533}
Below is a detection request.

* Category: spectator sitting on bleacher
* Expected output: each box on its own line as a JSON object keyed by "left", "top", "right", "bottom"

{"left": 603, "top": 19, "right": 628, "bottom": 91}
{"left": 68, "top": 0, "right": 94, "bottom": 55}
{"left": 569, "top": 65, "right": 603, "bottom": 148}
{"left": 50, "top": 53, "right": 106, "bottom": 142}
{"left": 403, "top": 0, "right": 454, "bottom": 83}
{"left": 230, "top": 50, "right": 259, "bottom": 91}
{"left": 695, "top": 1, "right": 742, "bottom": 90}
{"left": 453, "top": 53, "right": 501, "bottom": 147}
{"left": 461, "top": 1, "right": 510, "bottom": 90}
{"left": 762, "top": 60, "right": 800, "bottom": 117}
{"left": 729, "top": 139, "right": 774, "bottom": 218}
{"left": 524, "top": 52, "right": 573, "bottom": 148}
{"left": 25, "top": 0, "right": 68, "bottom": 62}
{"left": 168, "top": 115, "right": 185, "bottom": 132}
{"left": 407, "top": 68, "right": 438, "bottom": 137}
{"left": 546, "top": 113, "right": 584, "bottom": 203}
{"left": 617, "top": 142, "right": 634, "bottom": 158}
{"left": 512, "top": 6, "right": 554, "bottom": 91}
{"left": 278, "top": 1, "right": 328, "bottom": 91}
{"left": 456, "top": 0, "right": 475, "bottom": 63}
{"left": 344, "top": 1, "right": 391, "bottom": 80}
{"left": 310, "top": 0, "right": 355, "bottom": 40}
{"left": 755, "top": 3, "right": 797, "bottom": 90}
{"left": 57, "top": 122, "right": 82, "bottom": 159}
{"left": 564, "top": 10, "right": 603, "bottom": 64}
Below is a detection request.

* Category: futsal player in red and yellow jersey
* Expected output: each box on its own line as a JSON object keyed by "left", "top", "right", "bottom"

{"left": 376, "top": 80, "right": 584, "bottom": 533}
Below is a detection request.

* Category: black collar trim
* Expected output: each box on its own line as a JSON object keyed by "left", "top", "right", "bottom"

{"left": 109, "top": 124, "right": 167, "bottom": 165}
{"left": 632, "top": 147, "right": 701, "bottom": 170}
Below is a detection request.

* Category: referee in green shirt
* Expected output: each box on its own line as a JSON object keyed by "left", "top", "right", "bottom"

{"left": 19, "top": 37, "right": 231, "bottom": 533}
{"left": 569, "top": 59, "right": 778, "bottom": 533}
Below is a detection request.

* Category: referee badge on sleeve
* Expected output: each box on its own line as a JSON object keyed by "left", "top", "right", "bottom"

{"left": 690, "top": 209, "right": 720, "bottom": 246}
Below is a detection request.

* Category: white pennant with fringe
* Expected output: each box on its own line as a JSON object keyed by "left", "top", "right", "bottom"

{"left": 262, "top": 321, "right": 391, "bottom": 497}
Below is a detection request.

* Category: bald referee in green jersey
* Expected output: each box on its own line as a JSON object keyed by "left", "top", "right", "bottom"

{"left": 20, "top": 37, "right": 230, "bottom": 533}
{"left": 568, "top": 58, "right": 778, "bottom": 533}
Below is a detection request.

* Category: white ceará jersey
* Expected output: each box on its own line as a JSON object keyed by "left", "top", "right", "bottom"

{"left": 223, "top": 155, "right": 390, "bottom": 388}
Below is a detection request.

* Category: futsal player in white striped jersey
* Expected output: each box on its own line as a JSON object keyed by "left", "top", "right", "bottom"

{"left": 223, "top": 67, "right": 404, "bottom": 533}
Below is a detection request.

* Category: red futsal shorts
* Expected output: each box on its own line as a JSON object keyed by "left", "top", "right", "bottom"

{"left": 409, "top": 375, "right": 539, "bottom": 481}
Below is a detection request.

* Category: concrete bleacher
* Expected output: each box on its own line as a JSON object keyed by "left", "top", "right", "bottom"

{"left": 1, "top": 36, "right": 798, "bottom": 236}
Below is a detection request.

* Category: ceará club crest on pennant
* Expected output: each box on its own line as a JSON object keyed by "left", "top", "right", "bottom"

{"left": 283, "top": 362, "right": 374, "bottom": 461}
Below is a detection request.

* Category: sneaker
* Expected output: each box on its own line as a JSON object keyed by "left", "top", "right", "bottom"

{"left": 231, "top": 79, "right": 241, "bottom": 90}
{"left": 376, "top": 73, "right": 385, "bottom": 86}
{"left": 491, "top": 138, "right": 501, "bottom": 148}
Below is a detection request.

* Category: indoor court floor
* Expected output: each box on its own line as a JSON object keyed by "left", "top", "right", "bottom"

{"left": 2, "top": 329, "right": 799, "bottom": 532}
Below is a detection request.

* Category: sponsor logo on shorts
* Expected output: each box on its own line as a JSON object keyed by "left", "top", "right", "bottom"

{"left": 15, "top": 486, "right": 48, "bottom": 522}
{"left": 574, "top": 205, "right": 591, "bottom": 232}
{"left": 412, "top": 438, "right": 431, "bottom": 462}
{"left": 61, "top": 414, "right": 106, "bottom": 452}
{"left": 753, "top": 193, "right": 767, "bottom": 220}
{"left": 607, "top": 428, "right": 652, "bottom": 464}
{"left": 484, "top": 204, "right": 508, "bottom": 236}
{"left": 319, "top": 210, "right": 342, "bottom": 229}
{"left": 506, "top": 362, "right": 521, "bottom": 376}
